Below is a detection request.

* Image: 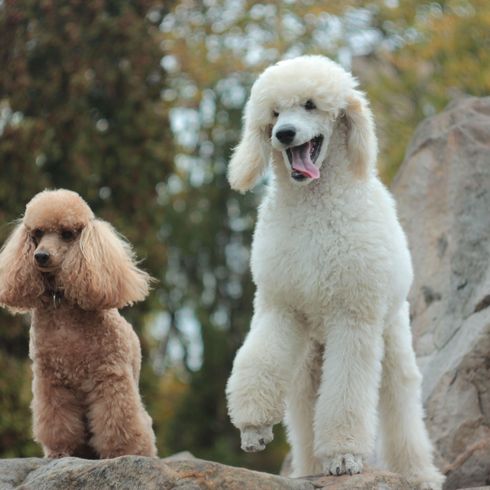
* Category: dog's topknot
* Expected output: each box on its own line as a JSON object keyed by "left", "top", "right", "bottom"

{"left": 24, "top": 189, "right": 94, "bottom": 231}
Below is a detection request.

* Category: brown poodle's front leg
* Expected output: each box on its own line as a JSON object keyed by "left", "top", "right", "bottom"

{"left": 32, "top": 373, "right": 87, "bottom": 457}
{"left": 87, "top": 372, "right": 157, "bottom": 458}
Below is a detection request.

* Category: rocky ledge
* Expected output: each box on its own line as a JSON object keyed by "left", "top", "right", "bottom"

{"left": 0, "top": 454, "right": 422, "bottom": 490}
{"left": 2, "top": 455, "right": 489, "bottom": 490}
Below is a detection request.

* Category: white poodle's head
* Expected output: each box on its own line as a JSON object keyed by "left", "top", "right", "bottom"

{"left": 228, "top": 55, "right": 377, "bottom": 191}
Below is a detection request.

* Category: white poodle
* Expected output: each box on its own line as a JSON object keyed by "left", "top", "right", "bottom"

{"left": 225, "top": 56, "right": 444, "bottom": 489}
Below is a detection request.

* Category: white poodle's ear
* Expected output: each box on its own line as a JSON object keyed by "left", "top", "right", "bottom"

{"left": 345, "top": 91, "right": 378, "bottom": 179}
{"left": 228, "top": 102, "right": 270, "bottom": 193}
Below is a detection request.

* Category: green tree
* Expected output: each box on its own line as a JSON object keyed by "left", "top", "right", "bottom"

{"left": 0, "top": 0, "right": 173, "bottom": 456}
{"left": 367, "top": 0, "right": 490, "bottom": 179}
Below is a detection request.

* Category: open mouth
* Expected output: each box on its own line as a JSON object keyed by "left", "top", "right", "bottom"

{"left": 286, "top": 135, "right": 323, "bottom": 181}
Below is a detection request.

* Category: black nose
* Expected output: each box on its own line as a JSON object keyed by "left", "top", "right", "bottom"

{"left": 34, "top": 252, "right": 50, "bottom": 265}
{"left": 275, "top": 125, "right": 296, "bottom": 145}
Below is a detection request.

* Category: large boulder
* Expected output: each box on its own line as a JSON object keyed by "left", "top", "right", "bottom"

{"left": 0, "top": 456, "right": 312, "bottom": 490}
{"left": 392, "top": 96, "right": 490, "bottom": 490}
{"left": 0, "top": 455, "right": 415, "bottom": 489}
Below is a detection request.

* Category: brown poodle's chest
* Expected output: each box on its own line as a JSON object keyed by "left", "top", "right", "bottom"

{"left": 30, "top": 307, "right": 124, "bottom": 390}
{"left": 36, "top": 350, "right": 92, "bottom": 390}
{"left": 31, "top": 329, "right": 100, "bottom": 390}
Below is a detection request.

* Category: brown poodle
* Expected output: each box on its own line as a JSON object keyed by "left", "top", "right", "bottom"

{"left": 0, "top": 189, "right": 157, "bottom": 458}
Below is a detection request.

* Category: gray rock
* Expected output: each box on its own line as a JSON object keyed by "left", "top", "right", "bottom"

{"left": 0, "top": 458, "right": 45, "bottom": 489}
{"left": 302, "top": 468, "right": 414, "bottom": 489}
{"left": 0, "top": 456, "right": 317, "bottom": 490}
{"left": 392, "top": 96, "right": 490, "bottom": 490}
{"left": 0, "top": 456, "right": 418, "bottom": 490}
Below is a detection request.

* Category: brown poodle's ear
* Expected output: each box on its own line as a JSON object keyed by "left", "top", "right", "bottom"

{"left": 228, "top": 101, "right": 270, "bottom": 193}
{"left": 60, "top": 219, "right": 152, "bottom": 310}
{"left": 0, "top": 223, "right": 44, "bottom": 312}
{"left": 345, "top": 91, "right": 378, "bottom": 179}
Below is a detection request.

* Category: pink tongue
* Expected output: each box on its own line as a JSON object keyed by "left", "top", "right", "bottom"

{"left": 290, "top": 141, "right": 320, "bottom": 179}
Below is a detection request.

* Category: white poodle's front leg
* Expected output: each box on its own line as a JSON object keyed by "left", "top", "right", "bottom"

{"left": 226, "top": 300, "right": 307, "bottom": 452}
{"left": 240, "top": 424, "right": 274, "bottom": 452}
{"left": 314, "top": 316, "right": 384, "bottom": 475}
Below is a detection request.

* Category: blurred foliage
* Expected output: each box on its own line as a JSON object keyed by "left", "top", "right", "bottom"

{"left": 0, "top": 0, "right": 173, "bottom": 456}
{"left": 0, "top": 0, "right": 488, "bottom": 475}
{"left": 367, "top": 0, "right": 490, "bottom": 179}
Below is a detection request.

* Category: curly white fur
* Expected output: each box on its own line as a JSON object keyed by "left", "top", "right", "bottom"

{"left": 225, "top": 56, "right": 444, "bottom": 489}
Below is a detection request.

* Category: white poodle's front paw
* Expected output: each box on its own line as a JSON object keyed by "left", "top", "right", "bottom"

{"left": 323, "top": 453, "right": 363, "bottom": 476}
{"left": 240, "top": 425, "right": 273, "bottom": 452}
{"left": 408, "top": 467, "right": 445, "bottom": 490}
{"left": 417, "top": 479, "right": 444, "bottom": 490}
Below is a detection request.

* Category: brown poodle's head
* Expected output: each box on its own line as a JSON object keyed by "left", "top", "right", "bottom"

{"left": 0, "top": 189, "right": 152, "bottom": 312}
{"left": 24, "top": 189, "right": 94, "bottom": 274}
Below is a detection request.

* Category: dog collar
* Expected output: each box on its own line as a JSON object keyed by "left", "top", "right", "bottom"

{"left": 45, "top": 289, "right": 64, "bottom": 308}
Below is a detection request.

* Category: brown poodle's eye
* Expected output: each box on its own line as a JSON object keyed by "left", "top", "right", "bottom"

{"left": 61, "top": 229, "right": 75, "bottom": 241}
{"left": 304, "top": 99, "right": 316, "bottom": 111}
{"left": 32, "top": 229, "right": 44, "bottom": 243}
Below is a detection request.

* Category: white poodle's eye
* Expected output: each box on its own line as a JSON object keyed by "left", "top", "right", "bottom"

{"left": 304, "top": 99, "right": 316, "bottom": 111}
{"left": 272, "top": 110, "right": 279, "bottom": 118}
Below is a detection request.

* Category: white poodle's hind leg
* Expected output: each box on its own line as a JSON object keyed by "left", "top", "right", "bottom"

{"left": 226, "top": 297, "right": 307, "bottom": 452}
{"left": 313, "top": 316, "right": 385, "bottom": 476}
{"left": 379, "top": 302, "right": 445, "bottom": 490}
{"left": 285, "top": 340, "right": 324, "bottom": 477}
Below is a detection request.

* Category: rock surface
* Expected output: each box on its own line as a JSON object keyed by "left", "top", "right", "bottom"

{"left": 302, "top": 469, "right": 414, "bottom": 489}
{"left": 392, "top": 96, "right": 490, "bottom": 490}
{"left": 0, "top": 456, "right": 418, "bottom": 490}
